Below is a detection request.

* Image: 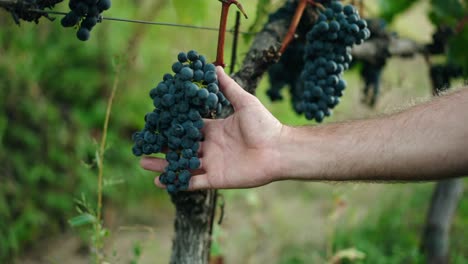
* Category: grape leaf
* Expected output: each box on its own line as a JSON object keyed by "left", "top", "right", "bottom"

{"left": 172, "top": 0, "right": 209, "bottom": 24}
{"left": 68, "top": 213, "right": 96, "bottom": 227}
{"left": 428, "top": 0, "right": 466, "bottom": 26}
{"left": 447, "top": 26, "right": 468, "bottom": 77}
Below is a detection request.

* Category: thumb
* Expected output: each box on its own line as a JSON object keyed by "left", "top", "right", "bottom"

{"left": 216, "top": 66, "right": 253, "bottom": 109}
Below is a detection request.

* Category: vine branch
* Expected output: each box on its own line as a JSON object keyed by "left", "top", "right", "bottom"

{"left": 351, "top": 36, "right": 425, "bottom": 63}
{"left": 232, "top": 0, "right": 429, "bottom": 94}
{"left": 279, "top": 0, "right": 308, "bottom": 54}
{"left": 215, "top": 0, "right": 247, "bottom": 67}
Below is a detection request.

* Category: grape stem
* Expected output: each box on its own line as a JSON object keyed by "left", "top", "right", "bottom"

{"left": 278, "top": 0, "right": 310, "bottom": 55}
{"left": 215, "top": 0, "right": 248, "bottom": 67}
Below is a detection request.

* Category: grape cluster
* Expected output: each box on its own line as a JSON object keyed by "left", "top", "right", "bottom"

{"left": 360, "top": 61, "right": 382, "bottom": 107}
{"left": 359, "top": 18, "right": 388, "bottom": 107}
{"left": 426, "top": 26, "right": 454, "bottom": 55}
{"left": 131, "top": 51, "right": 230, "bottom": 194}
{"left": 61, "top": 0, "right": 111, "bottom": 41}
{"left": 267, "top": 41, "right": 305, "bottom": 102}
{"left": 266, "top": 1, "right": 308, "bottom": 103}
{"left": 296, "top": 1, "right": 370, "bottom": 122}
{"left": 430, "top": 63, "right": 463, "bottom": 93}
{"left": 7, "top": 0, "right": 63, "bottom": 24}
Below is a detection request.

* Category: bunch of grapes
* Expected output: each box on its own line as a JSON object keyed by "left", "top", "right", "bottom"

{"left": 296, "top": 1, "right": 370, "bottom": 122}
{"left": 266, "top": 0, "right": 309, "bottom": 103}
{"left": 131, "top": 51, "right": 230, "bottom": 194}
{"left": 359, "top": 18, "right": 388, "bottom": 107}
{"left": 266, "top": 41, "right": 305, "bottom": 102}
{"left": 426, "top": 26, "right": 454, "bottom": 55}
{"left": 430, "top": 63, "right": 463, "bottom": 93}
{"left": 61, "top": 0, "right": 111, "bottom": 41}
{"left": 360, "top": 61, "right": 382, "bottom": 107}
{"left": 265, "top": 1, "right": 368, "bottom": 122}
{"left": 7, "top": 0, "right": 63, "bottom": 24}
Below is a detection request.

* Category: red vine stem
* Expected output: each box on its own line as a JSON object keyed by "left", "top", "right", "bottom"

{"left": 279, "top": 0, "right": 309, "bottom": 55}
{"left": 455, "top": 15, "right": 468, "bottom": 34}
{"left": 215, "top": 0, "right": 247, "bottom": 67}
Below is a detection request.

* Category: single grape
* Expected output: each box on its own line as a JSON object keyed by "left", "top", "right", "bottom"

{"left": 177, "top": 52, "right": 188, "bottom": 63}
{"left": 189, "top": 157, "right": 201, "bottom": 170}
{"left": 180, "top": 67, "right": 194, "bottom": 81}
{"left": 97, "top": 0, "right": 111, "bottom": 11}
{"left": 77, "top": 27, "right": 91, "bottom": 41}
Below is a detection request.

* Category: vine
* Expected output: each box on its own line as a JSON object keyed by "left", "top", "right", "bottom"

{"left": 1, "top": 0, "right": 467, "bottom": 263}
{"left": 215, "top": 0, "right": 248, "bottom": 67}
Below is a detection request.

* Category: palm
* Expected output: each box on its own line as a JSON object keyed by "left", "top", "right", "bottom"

{"left": 199, "top": 101, "right": 283, "bottom": 189}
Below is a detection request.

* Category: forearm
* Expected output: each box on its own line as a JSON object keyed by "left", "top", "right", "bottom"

{"left": 275, "top": 88, "right": 468, "bottom": 182}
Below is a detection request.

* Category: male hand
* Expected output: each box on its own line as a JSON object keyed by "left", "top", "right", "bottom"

{"left": 140, "top": 67, "right": 284, "bottom": 190}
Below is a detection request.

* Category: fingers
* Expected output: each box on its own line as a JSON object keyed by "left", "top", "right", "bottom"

{"left": 188, "top": 173, "right": 211, "bottom": 190}
{"left": 154, "top": 176, "right": 166, "bottom": 189}
{"left": 150, "top": 157, "right": 209, "bottom": 190}
{"left": 154, "top": 176, "right": 165, "bottom": 188}
{"left": 154, "top": 173, "right": 212, "bottom": 190}
{"left": 140, "top": 156, "right": 167, "bottom": 172}
{"left": 154, "top": 172, "right": 211, "bottom": 190}
{"left": 216, "top": 66, "right": 253, "bottom": 110}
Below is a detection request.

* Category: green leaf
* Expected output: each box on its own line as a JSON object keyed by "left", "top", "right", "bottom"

{"left": 95, "top": 149, "right": 102, "bottom": 169}
{"left": 104, "top": 178, "right": 125, "bottom": 187}
{"left": 378, "top": 0, "right": 420, "bottom": 22}
{"left": 172, "top": 0, "right": 210, "bottom": 24}
{"left": 68, "top": 213, "right": 96, "bottom": 227}
{"left": 447, "top": 26, "right": 468, "bottom": 77}
{"left": 429, "top": 0, "right": 466, "bottom": 26}
{"left": 0, "top": 114, "right": 7, "bottom": 148}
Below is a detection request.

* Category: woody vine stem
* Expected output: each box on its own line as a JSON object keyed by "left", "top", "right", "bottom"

{"left": 279, "top": 0, "right": 324, "bottom": 55}
{"left": 215, "top": 0, "right": 247, "bottom": 67}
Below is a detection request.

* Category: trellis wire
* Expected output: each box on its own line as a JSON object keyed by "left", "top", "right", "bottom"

{"left": 0, "top": 0, "right": 255, "bottom": 35}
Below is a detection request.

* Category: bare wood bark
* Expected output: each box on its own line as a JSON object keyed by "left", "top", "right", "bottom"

{"left": 170, "top": 191, "right": 217, "bottom": 264}
{"left": 232, "top": 20, "right": 289, "bottom": 94}
{"left": 421, "top": 179, "right": 464, "bottom": 264}
{"left": 232, "top": 2, "right": 299, "bottom": 94}
{"left": 351, "top": 36, "right": 425, "bottom": 64}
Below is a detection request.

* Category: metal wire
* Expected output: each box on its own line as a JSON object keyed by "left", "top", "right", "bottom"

{"left": 25, "top": 8, "right": 255, "bottom": 35}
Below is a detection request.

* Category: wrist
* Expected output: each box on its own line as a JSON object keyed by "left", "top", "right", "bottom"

{"left": 271, "top": 125, "right": 326, "bottom": 182}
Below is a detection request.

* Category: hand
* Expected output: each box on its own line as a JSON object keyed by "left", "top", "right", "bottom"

{"left": 140, "top": 66, "right": 285, "bottom": 190}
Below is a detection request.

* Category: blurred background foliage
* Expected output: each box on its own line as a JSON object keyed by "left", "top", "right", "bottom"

{"left": 0, "top": 0, "right": 466, "bottom": 263}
